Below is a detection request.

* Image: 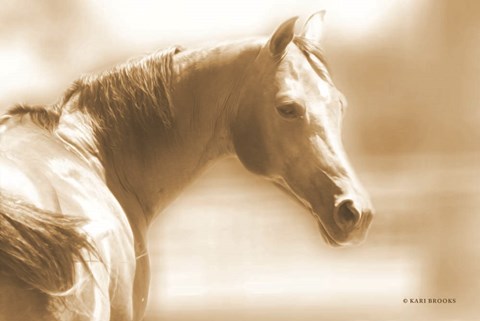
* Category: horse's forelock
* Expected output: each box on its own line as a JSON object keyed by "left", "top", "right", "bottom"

{"left": 292, "top": 36, "right": 332, "bottom": 84}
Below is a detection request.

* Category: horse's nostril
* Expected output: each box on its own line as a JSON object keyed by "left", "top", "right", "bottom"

{"left": 335, "top": 200, "right": 360, "bottom": 231}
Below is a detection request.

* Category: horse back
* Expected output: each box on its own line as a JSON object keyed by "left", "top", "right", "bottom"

{"left": 0, "top": 119, "right": 136, "bottom": 320}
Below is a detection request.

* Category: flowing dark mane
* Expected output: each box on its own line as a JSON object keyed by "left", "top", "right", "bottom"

{"left": 62, "top": 46, "right": 182, "bottom": 131}
{"left": 0, "top": 46, "right": 183, "bottom": 132}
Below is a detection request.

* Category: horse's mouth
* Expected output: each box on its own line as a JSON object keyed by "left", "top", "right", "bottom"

{"left": 311, "top": 209, "right": 372, "bottom": 247}
{"left": 310, "top": 210, "right": 342, "bottom": 247}
{"left": 271, "top": 179, "right": 368, "bottom": 247}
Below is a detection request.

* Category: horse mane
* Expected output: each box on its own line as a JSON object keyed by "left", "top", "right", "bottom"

{"left": 0, "top": 194, "right": 98, "bottom": 297}
{"left": 0, "top": 103, "right": 61, "bottom": 131}
{"left": 0, "top": 40, "right": 325, "bottom": 135}
{"left": 62, "top": 46, "right": 183, "bottom": 132}
{"left": 0, "top": 46, "right": 183, "bottom": 134}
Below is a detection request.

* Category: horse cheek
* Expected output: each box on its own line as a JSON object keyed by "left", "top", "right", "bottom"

{"left": 232, "top": 115, "right": 271, "bottom": 176}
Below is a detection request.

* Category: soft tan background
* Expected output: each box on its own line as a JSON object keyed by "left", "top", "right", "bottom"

{"left": 1, "top": 1, "right": 479, "bottom": 320}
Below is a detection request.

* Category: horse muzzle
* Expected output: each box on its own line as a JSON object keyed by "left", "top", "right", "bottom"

{"left": 314, "top": 197, "right": 374, "bottom": 247}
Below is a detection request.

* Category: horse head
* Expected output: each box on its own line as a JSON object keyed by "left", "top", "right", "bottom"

{"left": 232, "top": 12, "right": 374, "bottom": 246}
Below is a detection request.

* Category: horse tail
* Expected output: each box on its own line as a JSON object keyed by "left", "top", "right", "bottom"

{"left": 0, "top": 194, "right": 98, "bottom": 296}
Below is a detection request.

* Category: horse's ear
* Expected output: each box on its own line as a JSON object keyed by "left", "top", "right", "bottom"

{"left": 267, "top": 16, "right": 298, "bottom": 57}
{"left": 300, "top": 11, "right": 326, "bottom": 44}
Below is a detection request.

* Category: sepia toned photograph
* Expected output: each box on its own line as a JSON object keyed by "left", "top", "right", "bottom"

{"left": 0, "top": 1, "right": 479, "bottom": 320}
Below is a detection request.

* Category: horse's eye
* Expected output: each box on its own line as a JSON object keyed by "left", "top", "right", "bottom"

{"left": 276, "top": 102, "right": 305, "bottom": 119}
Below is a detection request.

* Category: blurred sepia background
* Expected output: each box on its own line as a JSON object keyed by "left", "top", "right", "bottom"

{"left": 1, "top": 0, "right": 479, "bottom": 320}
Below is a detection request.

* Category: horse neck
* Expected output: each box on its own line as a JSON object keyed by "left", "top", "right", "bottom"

{"left": 173, "top": 43, "right": 262, "bottom": 145}
{"left": 58, "top": 41, "right": 261, "bottom": 235}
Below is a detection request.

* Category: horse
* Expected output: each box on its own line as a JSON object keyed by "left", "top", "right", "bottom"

{"left": 0, "top": 12, "right": 374, "bottom": 321}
